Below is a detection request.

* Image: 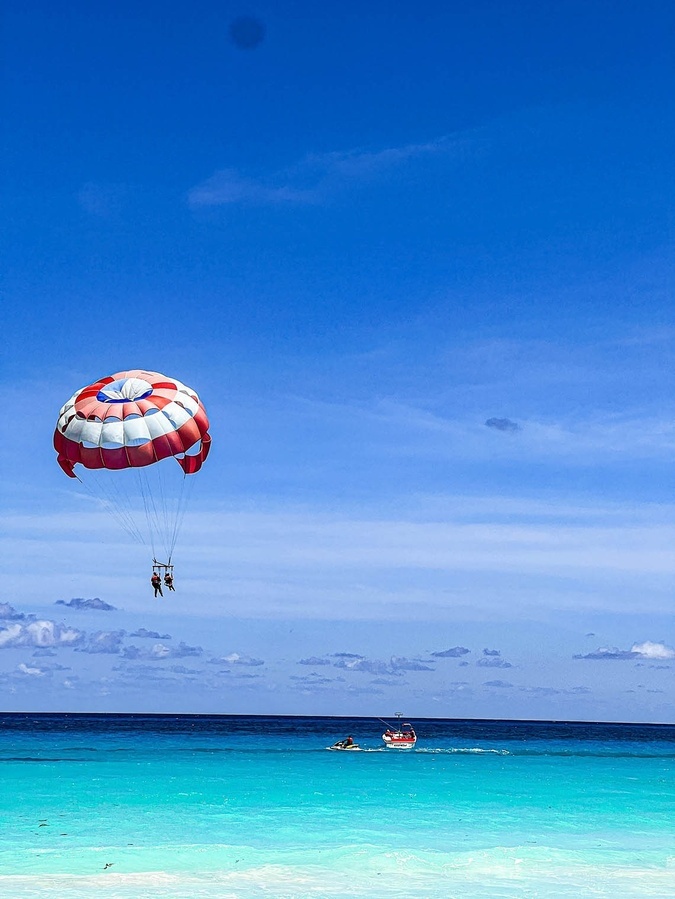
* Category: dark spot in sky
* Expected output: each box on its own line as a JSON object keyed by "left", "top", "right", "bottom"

{"left": 485, "top": 417, "right": 521, "bottom": 432}
{"left": 230, "top": 16, "right": 266, "bottom": 50}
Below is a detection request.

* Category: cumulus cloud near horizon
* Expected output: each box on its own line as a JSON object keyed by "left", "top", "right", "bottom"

{"left": 209, "top": 652, "right": 264, "bottom": 667}
{"left": 476, "top": 657, "right": 513, "bottom": 669}
{"left": 76, "top": 630, "right": 126, "bottom": 654}
{"left": 431, "top": 646, "right": 470, "bottom": 658}
{"left": 0, "top": 603, "right": 26, "bottom": 621}
{"left": 130, "top": 628, "right": 172, "bottom": 640}
{"left": 574, "top": 640, "right": 675, "bottom": 661}
{"left": 123, "top": 641, "right": 203, "bottom": 661}
{"left": 0, "top": 620, "right": 84, "bottom": 649}
{"left": 330, "top": 653, "right": 435, "bottom": 676}
{"left": 290, "top": 672, "right": 333, "bottom": 686}
{"left": 56, "top": 598, "right": 117, "bottom": 612}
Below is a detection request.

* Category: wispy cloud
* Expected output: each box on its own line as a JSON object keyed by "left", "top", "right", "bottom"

{"left": 6, "top": 485, "right": 675, "bottom": 627}
{"left": 187, "top": 137, "right": 460, "bottom": 208}
{"left": 290, "top": 672, "right": 334, "bottom": 686}
{"left": 188, "top": 169, "right": 317, "bottom": 207}
{"left": 517, "top": 685, "right": 591, "bottom": 696}
{"left": 363, "top": 399, "right": 675, "bottom": 463}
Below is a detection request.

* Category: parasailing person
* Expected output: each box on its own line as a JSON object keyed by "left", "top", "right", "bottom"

{"left": 53, "top": 369, "right": 211, "bottom": 587}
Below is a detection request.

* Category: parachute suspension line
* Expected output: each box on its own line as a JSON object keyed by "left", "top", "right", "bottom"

{"left": 165, "top": 471, "right": 181, "bottom": 564}
{"left": 158, "top": 462, "right": 174, "bottom": 557}
{"left": 102, "top": 471, "right": 147, "bottom": 543}
{"left": 75, "top": 471, "right": 146, "bottom": 545}
{"left": 135, "top": 463, "right": 187, "bottom": 564}
{"left": 156, "top": 465, "right": 171, "bottom": 548}
{"left": 167, "top": 470, "right": 193, "bottom": 564}
{"left": 135, "top": 467, "right": 159, "bottom": 561}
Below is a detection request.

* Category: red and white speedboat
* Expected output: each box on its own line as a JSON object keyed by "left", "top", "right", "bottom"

{"left": 382, "top": 715, "right": 417, "bottom": 749}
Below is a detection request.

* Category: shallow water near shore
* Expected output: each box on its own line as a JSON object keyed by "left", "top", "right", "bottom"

{"left": 1, "top": 714, "right": 674, "bottom": 897}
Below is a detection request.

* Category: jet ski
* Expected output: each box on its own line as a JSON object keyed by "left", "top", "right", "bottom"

{"left": 327, "top": 738, "right": 362, "bottom": 751}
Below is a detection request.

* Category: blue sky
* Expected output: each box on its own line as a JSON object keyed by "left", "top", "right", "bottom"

{"left": 2, "top": 0, "right": 674, "bottom": 720}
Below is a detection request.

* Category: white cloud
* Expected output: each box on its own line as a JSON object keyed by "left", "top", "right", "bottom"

{"left": 575, "top": 641, "right": 675, "bottom": 661}
{"left": 18, "top": 662, "right": 45, "bottom": 677}
{"left": 0, "top": 620, "right": 84, "bottom": 649}
{"left": 331, "top": 654, "right": 434, "bottom": 676}
{"left": 631, "top": 641, "right": 675, "bottom": 660}
{"left": 210, "top": 652, "right": 264, "bottom": 667}
{"left": 122, "top": 641, "right": 203, "bottom": 661}
{"left": 7, "top": 493, "right": 675, "bottom": 623}
{"left": 0, "top": 624, "right": 23, "bottom": 647}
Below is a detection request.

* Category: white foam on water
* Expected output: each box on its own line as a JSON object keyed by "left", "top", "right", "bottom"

{"left": 2, "top": 846, "right": 674, "bottom": 898}
{"left": 415, "top": 746, "right": 511, "bottom": 755}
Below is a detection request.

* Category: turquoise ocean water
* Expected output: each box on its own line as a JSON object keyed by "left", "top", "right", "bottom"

{"left": 1, "top": 714, "right": 674, "bottom": 898}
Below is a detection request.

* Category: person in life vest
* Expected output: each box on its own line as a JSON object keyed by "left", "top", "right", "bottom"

{"left": 151, "top": 572, "right": 163, "bottom": 597}
{"left": 164, "top": 572, "right": 175, "bottom": 592}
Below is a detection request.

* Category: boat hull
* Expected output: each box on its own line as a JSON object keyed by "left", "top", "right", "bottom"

{"left": 382, "top": 730, "right": 416, "bottom": 749}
